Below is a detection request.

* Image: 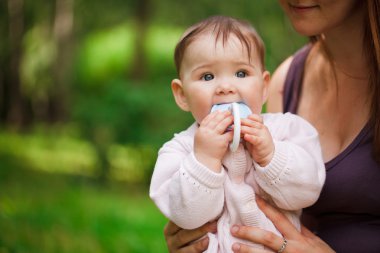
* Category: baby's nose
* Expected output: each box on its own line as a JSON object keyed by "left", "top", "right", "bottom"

{"left": 216, "top": 81, "right": 236, "bottom": 94}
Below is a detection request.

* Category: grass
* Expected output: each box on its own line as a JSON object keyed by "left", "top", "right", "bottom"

{"left": 0, "top": 154, "right": 168, "bottom": 253}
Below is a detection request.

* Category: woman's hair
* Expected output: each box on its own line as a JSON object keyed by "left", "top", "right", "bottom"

{"left": 365, "top": 0, "right": 380, "bottom": 161}
{"left": 311, "top": 0, "right": 380, "bottom": 160}
{"left": 174, "top": 16, "right": 265, "bottom": 77}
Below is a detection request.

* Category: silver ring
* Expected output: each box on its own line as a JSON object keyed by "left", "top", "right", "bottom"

{"left": 277, "top": 238, "right": 287, "bottom": 253}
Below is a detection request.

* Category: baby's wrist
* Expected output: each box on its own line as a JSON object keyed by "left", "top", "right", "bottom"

{"left": 257, "top": 150, "right": 274, "bottom": 167}
{"left": 194, "top": 152, "right": 222, "bottom": 173}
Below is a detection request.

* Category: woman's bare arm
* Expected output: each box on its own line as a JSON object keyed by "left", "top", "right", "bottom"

{"left": 266, "top": 56, "right": 293, "bottom": 113}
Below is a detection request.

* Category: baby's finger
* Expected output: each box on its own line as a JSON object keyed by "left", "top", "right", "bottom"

{"left": 243, "top": 134, "right": 259, "bottom": 145}
{"left": 241, "top": 125, "right": 262, "bottom": 137}
{"left": 222, "top": 129, "right": 234, "bottom": 142}
{"left": 247, "top": 114, "right": 263, "bottom": 123}
{"left": 241, "top": 118, "right": 264, "bottom": 130}
{"left": 200, "top": 110, "right": 221, "bottom": 126}
{"left": 215, "top": 114, "right": 233, "bottom": 134}
{"left": 203, "top": 110, "right": 231, "bottom": 129}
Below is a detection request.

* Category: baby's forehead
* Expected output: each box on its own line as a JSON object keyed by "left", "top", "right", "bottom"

{"left": 186, "top": 32, "right": 258, "bottom": 58}
{"left": 181, "top": 34, "right": 262, "bottom": 73}
{"left": 175, "top": 19, "right": 266, "bottom": 75}
{"left": 188, "top": 33, "right": 244, "bottom": 51}
{"left": 193, "top": 28, "right": 256, "bottom": 45}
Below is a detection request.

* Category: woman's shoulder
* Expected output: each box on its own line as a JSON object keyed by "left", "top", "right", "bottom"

{"left": 267, "top": 44, "right": 314, "bottom": 114}
{"left": 267, "top": 56, "right": 294, "bottom": 113}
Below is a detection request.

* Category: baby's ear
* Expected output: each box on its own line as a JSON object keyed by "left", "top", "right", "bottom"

{"left": 171, "top": 79, "right": 190, "bottom": 111}
{"left": 262, "top": 71, "right": 271, "bottom": 102}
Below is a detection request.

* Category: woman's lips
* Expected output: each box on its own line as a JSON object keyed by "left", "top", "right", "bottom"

{"left": 288, "top": 3, "right": 319, "bottom": 13}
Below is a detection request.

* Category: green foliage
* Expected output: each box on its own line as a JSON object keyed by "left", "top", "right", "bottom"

{"left": 0, "top": 128, "right": 96, "bottom": 176}
{"left": 18, "top": 1, "right": 306, "bottom": 160}
{"left": 1, "top": 2, "right": 309, "bottom": 251}
{"left": 21, "top": 24, "right": 56, "bottom": 99}
{"left": 0, "top": 160, "right": 167, "bottom": 253}
{"left": 72, "top": 78, "right": 191, "bottom": 146}
{"left": 145, "top": 25, "right": 183, "bottom": 78}
{"left": 75, "top": 23, "right": 135, "bottom": 87}
{"left": 0, "top": 128, "right": 158, "bottom": 183}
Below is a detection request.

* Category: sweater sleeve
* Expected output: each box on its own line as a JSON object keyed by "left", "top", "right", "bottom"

{"left": 253, "top": 113, "right": 326, "bottom": 210}
{"left": 149, "top": 126, "right": 226, "bottom": 229}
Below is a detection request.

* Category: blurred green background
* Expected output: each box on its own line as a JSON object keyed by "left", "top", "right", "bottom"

{"left": 0, "top": 0, "right": 306, "bottom": 252}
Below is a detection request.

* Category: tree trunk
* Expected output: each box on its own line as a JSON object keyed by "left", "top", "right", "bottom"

{"left": 49, "top": 0, "right": 74, "bottom": 122}
{"left": 130, "top": 0, "right": 150, "bottom": 80}
{"left": 6, "top": 0, "right": 24, "bottom": 128}
{"left": 0, "top": 61, "right": 5, "bottom": 123}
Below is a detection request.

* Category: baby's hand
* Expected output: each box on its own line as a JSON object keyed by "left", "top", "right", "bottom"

{"left": 241, "top": 114, "right": 274, "bottom": 167}
{"left": 194, "top": 110, "right": 233, "bottom": 172}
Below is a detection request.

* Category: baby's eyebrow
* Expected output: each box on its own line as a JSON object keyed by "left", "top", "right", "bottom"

{"left": 234, "top": 62, "right": 256, "bottom": 69}
{"left": 232, "top": 59, "right": 252, "bottom": 65}
{"left": 191, "top": 63, "right": 213, "bottom": 73}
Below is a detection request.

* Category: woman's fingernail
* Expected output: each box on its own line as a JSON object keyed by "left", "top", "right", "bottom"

{"left": 210, "top": 222, "right": 218, "bottom": 233}
{"left": 232, "top": 243, "right": 241, "bottom": 251}
{"left": 201, "top": 237, "right": 209, "bottom": 247}
{"left": 231, "top": 225, "right": 239, "bottom": 234}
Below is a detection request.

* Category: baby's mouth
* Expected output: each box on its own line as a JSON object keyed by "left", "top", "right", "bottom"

{"left": 210, "top": 102, "right": 252, "bottom": 119}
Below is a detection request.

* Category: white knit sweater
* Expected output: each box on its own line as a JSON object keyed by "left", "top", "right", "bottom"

{"left": 150, "top": 112, "right": 326, "bottom": 252}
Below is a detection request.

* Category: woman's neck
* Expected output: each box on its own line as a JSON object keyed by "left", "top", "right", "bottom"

{"left": 320, "top": 4, "right": 367, "bottom": 79}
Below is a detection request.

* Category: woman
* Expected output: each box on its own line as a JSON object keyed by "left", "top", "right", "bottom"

{"left": 229, "top": 1, "right": 380, "bottom": 252}
{"left": 164, "top": 0, "right": 380, "bottom": 252}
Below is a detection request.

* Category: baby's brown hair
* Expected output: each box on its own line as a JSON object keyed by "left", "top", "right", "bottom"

{"left": 174, "top": 16, "right": 266, "bottom": 77}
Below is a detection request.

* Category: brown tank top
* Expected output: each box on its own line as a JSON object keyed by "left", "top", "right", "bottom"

{"left": 283, "top": 45, "right": 380, "bottom": 253}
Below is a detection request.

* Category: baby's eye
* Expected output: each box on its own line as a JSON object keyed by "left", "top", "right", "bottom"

{"left": 235, "top": 71, "right": 247, "bottom": 78}
{"left": 202, "top": 73, "right": 214, "bottom": 81}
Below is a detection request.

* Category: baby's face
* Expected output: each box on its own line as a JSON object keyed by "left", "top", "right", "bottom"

{"left": 177, "top": 34, "right": 269, "bottom": 123}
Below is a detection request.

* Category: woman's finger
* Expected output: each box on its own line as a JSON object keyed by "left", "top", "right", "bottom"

{"left": 165, "top": 220, "right": 216, "bottom": 251}
{"left": 164, "top": 220, "right": 182, "bottom": 236}
{"left": 176, "top": 237, "right": 209, "bottom": 253}
{"left": 300, "top": 224, "right": 318, "bottom": 239}
{"left": 232, "top": 243, "right": 272, "bottom": 253}
{"left": 231, "top": 225, "right": 286, "bottom": 252}
{"left": 256, "top": 196, "right": 301, "bottom": 239}
{"left": 299, "top": 226, "right": 336, "bottom": 253}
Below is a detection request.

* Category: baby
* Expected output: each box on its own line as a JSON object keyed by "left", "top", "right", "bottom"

{"left": 150, "top": 16, "right": 325, "bottom": 252}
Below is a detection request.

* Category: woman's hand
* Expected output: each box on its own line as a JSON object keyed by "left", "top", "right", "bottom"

{"left": 164, "top": 220, "right": 217, "bottom": 253}
{"left": 230, "top": 197, "right": 336, "bottom": 253}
